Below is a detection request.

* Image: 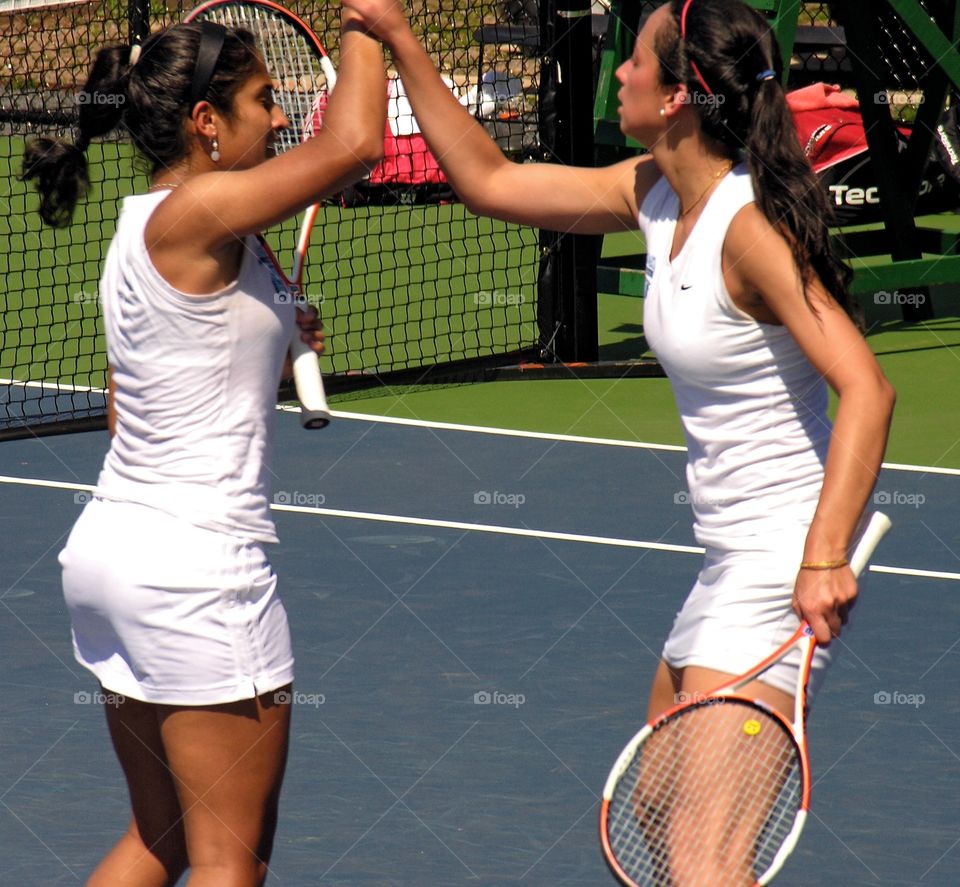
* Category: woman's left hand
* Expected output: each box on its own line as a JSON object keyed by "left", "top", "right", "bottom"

{"left": 792, "top": 567, "right": 858, "bottom": 645}
{"left": 282, "top": 302, "right": 325, "bottom": 378}
{"left": 294, "top": 301, "right": 325, "bottom": 354}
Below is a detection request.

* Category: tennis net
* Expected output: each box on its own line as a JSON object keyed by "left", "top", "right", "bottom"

{"left": 1, "top": 0, "right": 544, "bottom": 438}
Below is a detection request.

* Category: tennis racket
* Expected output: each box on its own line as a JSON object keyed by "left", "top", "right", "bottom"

{"left": 600, "top": 510, "right": 892, "bottom": 887}
{"left": 185, "top": 0, "right": 336, "bottom": 429}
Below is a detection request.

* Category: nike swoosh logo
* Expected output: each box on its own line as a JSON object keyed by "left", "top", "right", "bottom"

{"left": 680, "top": 284, "right": 692, "bottom": 290}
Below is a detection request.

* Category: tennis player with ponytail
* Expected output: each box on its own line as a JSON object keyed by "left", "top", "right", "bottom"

{"left": 22, "top": 7, "right": 386, "bottom": 886}
{"left": 348, "top": 0, "right": 895, "bottom": 876}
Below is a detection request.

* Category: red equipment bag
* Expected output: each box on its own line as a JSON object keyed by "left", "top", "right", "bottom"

{"left": 787, "top": 82, "right": 960, "bottom": 223}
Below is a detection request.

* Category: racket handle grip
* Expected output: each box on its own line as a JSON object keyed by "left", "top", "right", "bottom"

{"left": 320, "top": 56, "right": 337, "bottom": 90}
{"left": 290, "top": 332, "right": 330, "bottom": 429}
{"left": 848, "top": 511, "right": 892, "bottom": 577}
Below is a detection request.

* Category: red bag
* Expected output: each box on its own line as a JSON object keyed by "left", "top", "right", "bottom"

{"left": 787, "top": 82, "right": 960, "bottom": 222}
{"left": 306, "top": 76, "right": 452, "bottom": 205}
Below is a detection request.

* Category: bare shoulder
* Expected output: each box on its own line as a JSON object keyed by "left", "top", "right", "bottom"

{"left": 724, "top": 202, "right": 787, "bottom": 263}
{"left": 144, "top": 173, "right": 244, "bottom": 293}
{"left": 723, "top": 202, "right": 798, "bottom": 297}
{"left": 723, "top": 202, "right": 855, "bottom": 331}
{"left": 145, "top": 174, "right": 223, "bottom": 247}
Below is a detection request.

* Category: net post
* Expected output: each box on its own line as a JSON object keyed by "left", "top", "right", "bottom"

{"left": 830, "top": 0, "right": 936, "bottom": 321}
{"left": 536, "top": 0, "right": 600, "bottom": 362}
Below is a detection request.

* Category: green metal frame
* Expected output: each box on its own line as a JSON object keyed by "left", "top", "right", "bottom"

{"left": 593, "top": 7, "right": 641, "bottom": 150}
{"left": 593, "top": 0, "right": 960, "bottom": 312}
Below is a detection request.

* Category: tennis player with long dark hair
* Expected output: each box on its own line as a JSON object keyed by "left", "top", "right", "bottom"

{"left": 348, "top": 0, "right": 894, "bottom": 720}
{"left": 22, "top": 7, "right": 386, "bottom": 886}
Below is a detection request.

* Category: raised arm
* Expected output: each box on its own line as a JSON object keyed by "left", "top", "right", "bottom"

{"left": 149, "top": 11, "right": 386, "bottom": 254}
{"left": 345, "top": 0, "right": 656, "bottom": 234}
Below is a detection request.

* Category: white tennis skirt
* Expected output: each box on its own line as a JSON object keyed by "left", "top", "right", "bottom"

{"left": 60, "top": 497, "right": 294, "bottom": 705}
{"left": 661, "top": 529, "right": 844, "bottom": 700}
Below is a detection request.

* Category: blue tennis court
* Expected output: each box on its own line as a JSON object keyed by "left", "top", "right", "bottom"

{"left": 1, "top": 407, "right": 958, "bottom": 885}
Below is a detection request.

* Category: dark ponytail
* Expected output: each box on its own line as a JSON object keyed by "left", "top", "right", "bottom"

{"left": 656, "top": 0, "right": 859, "bottom": 325}
{"left": 22, "top": 24, "right": 260, "bottom": 228}
{"left": 21, "top": 44, "right": 132, "bottom": 227}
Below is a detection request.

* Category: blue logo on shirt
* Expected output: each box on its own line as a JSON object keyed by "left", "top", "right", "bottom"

{"left": 254, "top": 239, "right": 295, "bottom": 304}
{"left": 644, "top": 254, "right": 657, "bottom": 297}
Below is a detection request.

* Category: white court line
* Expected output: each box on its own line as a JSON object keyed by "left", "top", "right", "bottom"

{"left": 4, "top": 378, "right": 960, "bottom": 474}
{"left": 1, "top": 380, "right": 105, "bottom": 392}
{"left": 2, "top": 474, "right": 957, "bottom": 581}
{"left": 291, "top": 406, "right": 960, "bottom": 476}
{"left": 870, "top": 565, "right": 960, "bottom": 581}
{"left": 277, "top": 405, "right": 688, "bottom": 452}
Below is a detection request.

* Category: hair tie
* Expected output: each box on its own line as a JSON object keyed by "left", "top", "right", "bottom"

{"left": 756, "top": 69, "right": 776, "bottom": 82}
{"left": 128, "top": 44, "right": 142, "bottom": 66}
{"left": 679, "top": 0, "right": 714, "bottom": 97}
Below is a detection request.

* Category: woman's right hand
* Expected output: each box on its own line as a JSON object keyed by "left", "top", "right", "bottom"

{"left": 341, "top": 0, "right": 408, "bottom": 42}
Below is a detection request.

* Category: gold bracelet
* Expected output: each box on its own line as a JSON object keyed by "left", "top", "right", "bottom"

{"left": 799, "top": 558, "right": 848, "bottom": 570}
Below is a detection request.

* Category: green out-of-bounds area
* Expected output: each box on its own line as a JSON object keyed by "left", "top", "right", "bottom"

{"left": 337, "top": 277, "right": 960, "bottom": 471}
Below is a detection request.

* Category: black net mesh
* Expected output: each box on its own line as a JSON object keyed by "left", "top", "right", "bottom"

{"left": 0, "top": 0, "right": 542, "bottom": 438}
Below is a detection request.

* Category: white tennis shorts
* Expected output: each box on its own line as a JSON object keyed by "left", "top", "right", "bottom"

{"left": 60, "top": 497, "right": 294, "bottom": 705}
{"left": 661, "top": 530, "right": 842, "bottom": 700}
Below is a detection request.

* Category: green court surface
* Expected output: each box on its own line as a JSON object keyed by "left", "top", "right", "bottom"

{"left": 335, "top": 290, "right": 960, "bottom": 470}
{"left": 333, "top": 221, "right": 959, "bottom": 469}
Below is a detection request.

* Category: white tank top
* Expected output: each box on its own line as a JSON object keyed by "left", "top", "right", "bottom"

{"left": 95, "top": 191, "right": 294, "bottom": 543}
{"left": 639, "top": 166, "right": 830, "bottom": 550}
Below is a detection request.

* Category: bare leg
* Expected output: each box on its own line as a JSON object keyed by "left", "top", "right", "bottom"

{"left": 87, "top": 694, "right": 188, "bottom": 887}
{"left": 646, "top": 658, "right": 684, "bottom": 721}
{"left": 679, "top": 665, "right": 793, "bottom": 717}
{"left": 159, "top": 686, "right": 292, "bottom": 887}
{"left": 661, "top": 666, "right": 794, "bottom": 887}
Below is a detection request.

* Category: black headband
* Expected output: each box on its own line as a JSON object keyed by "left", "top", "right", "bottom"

{"left": 189, "top": 20, "right": 227, "bottom": 108}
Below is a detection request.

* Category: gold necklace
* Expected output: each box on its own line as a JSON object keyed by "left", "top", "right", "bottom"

{"left": 148, "top": 181, "right": 183, "bottom": 192}
{"left": 678, "top": 162, "right": 733, "bottom": 219}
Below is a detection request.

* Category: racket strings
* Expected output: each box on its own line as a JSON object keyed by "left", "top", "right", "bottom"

{"left": 199, "top": 4, "right": 328, "bottom": 153}
{"left": 607, "top": 702, "right": 802, "bottom": 886}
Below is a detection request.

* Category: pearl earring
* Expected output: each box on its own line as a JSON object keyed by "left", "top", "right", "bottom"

{"left": 659, "top": 108, "right": 666, "bottom": 117}
{"left": 210, "top": 137, "right": 220, "bottom": 162}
